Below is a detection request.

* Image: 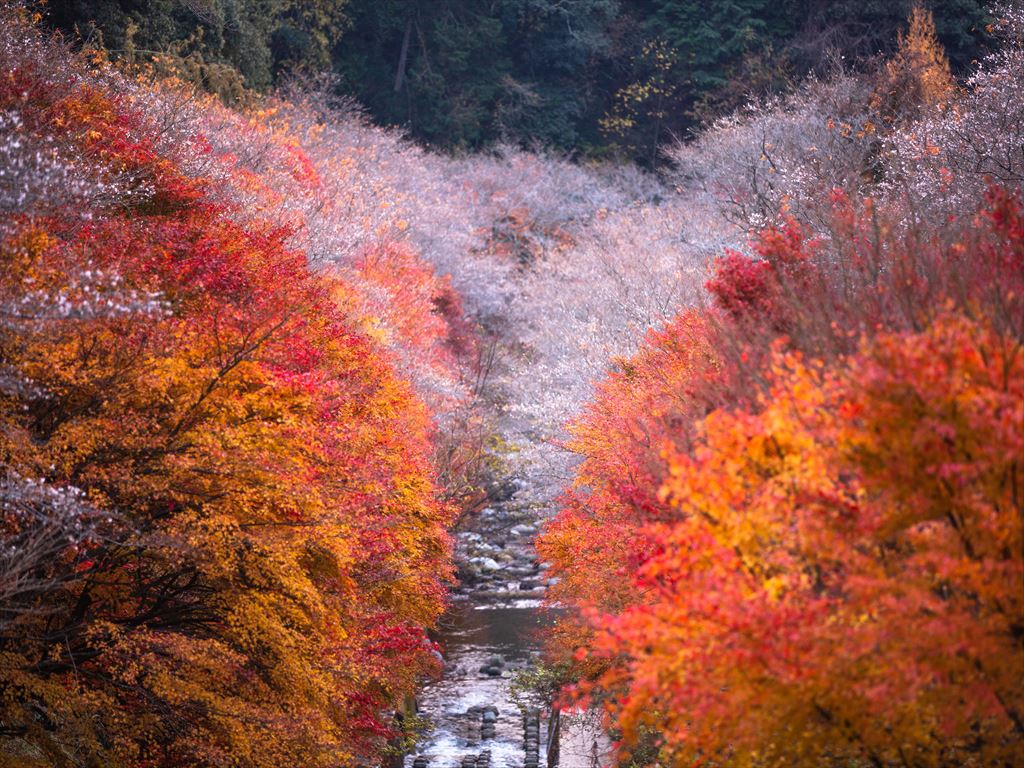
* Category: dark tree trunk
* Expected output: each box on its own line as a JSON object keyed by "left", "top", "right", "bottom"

{"left": 394, "top": 17, "right": 412, "bottom": 92}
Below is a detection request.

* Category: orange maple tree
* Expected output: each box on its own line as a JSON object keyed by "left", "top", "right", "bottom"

{"left": 540, "top": 188, "right": 1024, "bottom": 766}
{"left": 0, "top": 7, "right": 465, "bottom": 766}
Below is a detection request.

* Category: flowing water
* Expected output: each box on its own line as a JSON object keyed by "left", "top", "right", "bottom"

{"left": 404, "top": 604, "right": 554, "bottom": 768}
{"left": 404, "top": 488, "right": 558, "bottom": 768}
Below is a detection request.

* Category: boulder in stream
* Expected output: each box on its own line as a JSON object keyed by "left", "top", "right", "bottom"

{"left": 470, "top": 557, "right": 501, "bottom": 573}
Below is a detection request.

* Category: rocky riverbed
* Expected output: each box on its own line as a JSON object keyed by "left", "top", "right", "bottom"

{"left": 403, "top": 487, "right": 560, "bottom": 768}
{"left": 453, "top": 495, "right": 555, "bottom": 605}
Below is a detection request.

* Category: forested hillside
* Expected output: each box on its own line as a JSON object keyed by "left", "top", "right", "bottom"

{"left": 539, "top": 7, "right": 1024, "bottom": 767}
{"left": 0, "top": 4, "right": 472, "bottom": 762}
{"left": 43, "top": 0, "right": 992, "bottom": 161}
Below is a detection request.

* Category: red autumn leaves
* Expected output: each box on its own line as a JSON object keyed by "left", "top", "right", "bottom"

{"left": 0, "top": 8, "right": 466, "bottom": 766}
{"left": 540, "top": 191, "right": 1024, "bottom": 767}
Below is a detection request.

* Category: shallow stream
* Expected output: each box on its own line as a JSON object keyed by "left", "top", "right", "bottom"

{"left": 403, "top": 478, "right": 561, "bottom": 768}
{"left": 404, "top": 603, "right": 555, "bottom": 768}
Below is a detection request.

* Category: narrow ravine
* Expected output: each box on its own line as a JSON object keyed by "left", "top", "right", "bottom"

{"left": 399, "top": 173, "right": 672, "bottom": 767}
{"left": 402, "top": 284, "right": 618, "bottom": 768}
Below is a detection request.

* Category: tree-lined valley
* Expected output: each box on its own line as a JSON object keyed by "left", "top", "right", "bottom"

{"left": 0, "top": 2, "right": 1021, "bottom": 767}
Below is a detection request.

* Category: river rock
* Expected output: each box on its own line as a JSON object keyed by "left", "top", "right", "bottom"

{"left": 470, "top": 557, "right": 500, "bottom": 573}
{"left": 487, "top": 479, "right": 517, "bottom": 502}
{"left": 503, "top": 566, "right": 534, "bottom": 578}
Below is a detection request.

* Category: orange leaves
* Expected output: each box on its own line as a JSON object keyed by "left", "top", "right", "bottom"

{"left": 879, "top": 7, "right": 957, "bottom": 116}
{"left": 0, "top": 11, "right": 464, "bottom": 767}
{"left": 541, "top": 188, "right": 1024, "bottom": 766}
{"left": 349, "top": 240, "right": 470, "bottom": 407}
{"left": 842, "top": 315, "right": 1023, "bottom": 559}
{"left": 594, "top": 320, "right": 1020, "bottom": 766}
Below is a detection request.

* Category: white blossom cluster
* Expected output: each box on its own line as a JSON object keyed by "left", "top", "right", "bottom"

{"left": 2, "top": 266, "right": 169, "bottom": 326}
{"left": 663, "top": 6, "right": 1024, "bottom": 236}
{"left": 887, "top": 5, "right": 1024, "bottom": 217}
{"left": 0, "top": 363, "right": 48, "bottom": 399}
{"left": 666, "top": 74, "right": 879, "bottom": 232}
{"left": 0, "top": 111, "right": 111, "bottom": 215}
{"left": 0, "top": 472, "right": 108, "bottom": 633}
